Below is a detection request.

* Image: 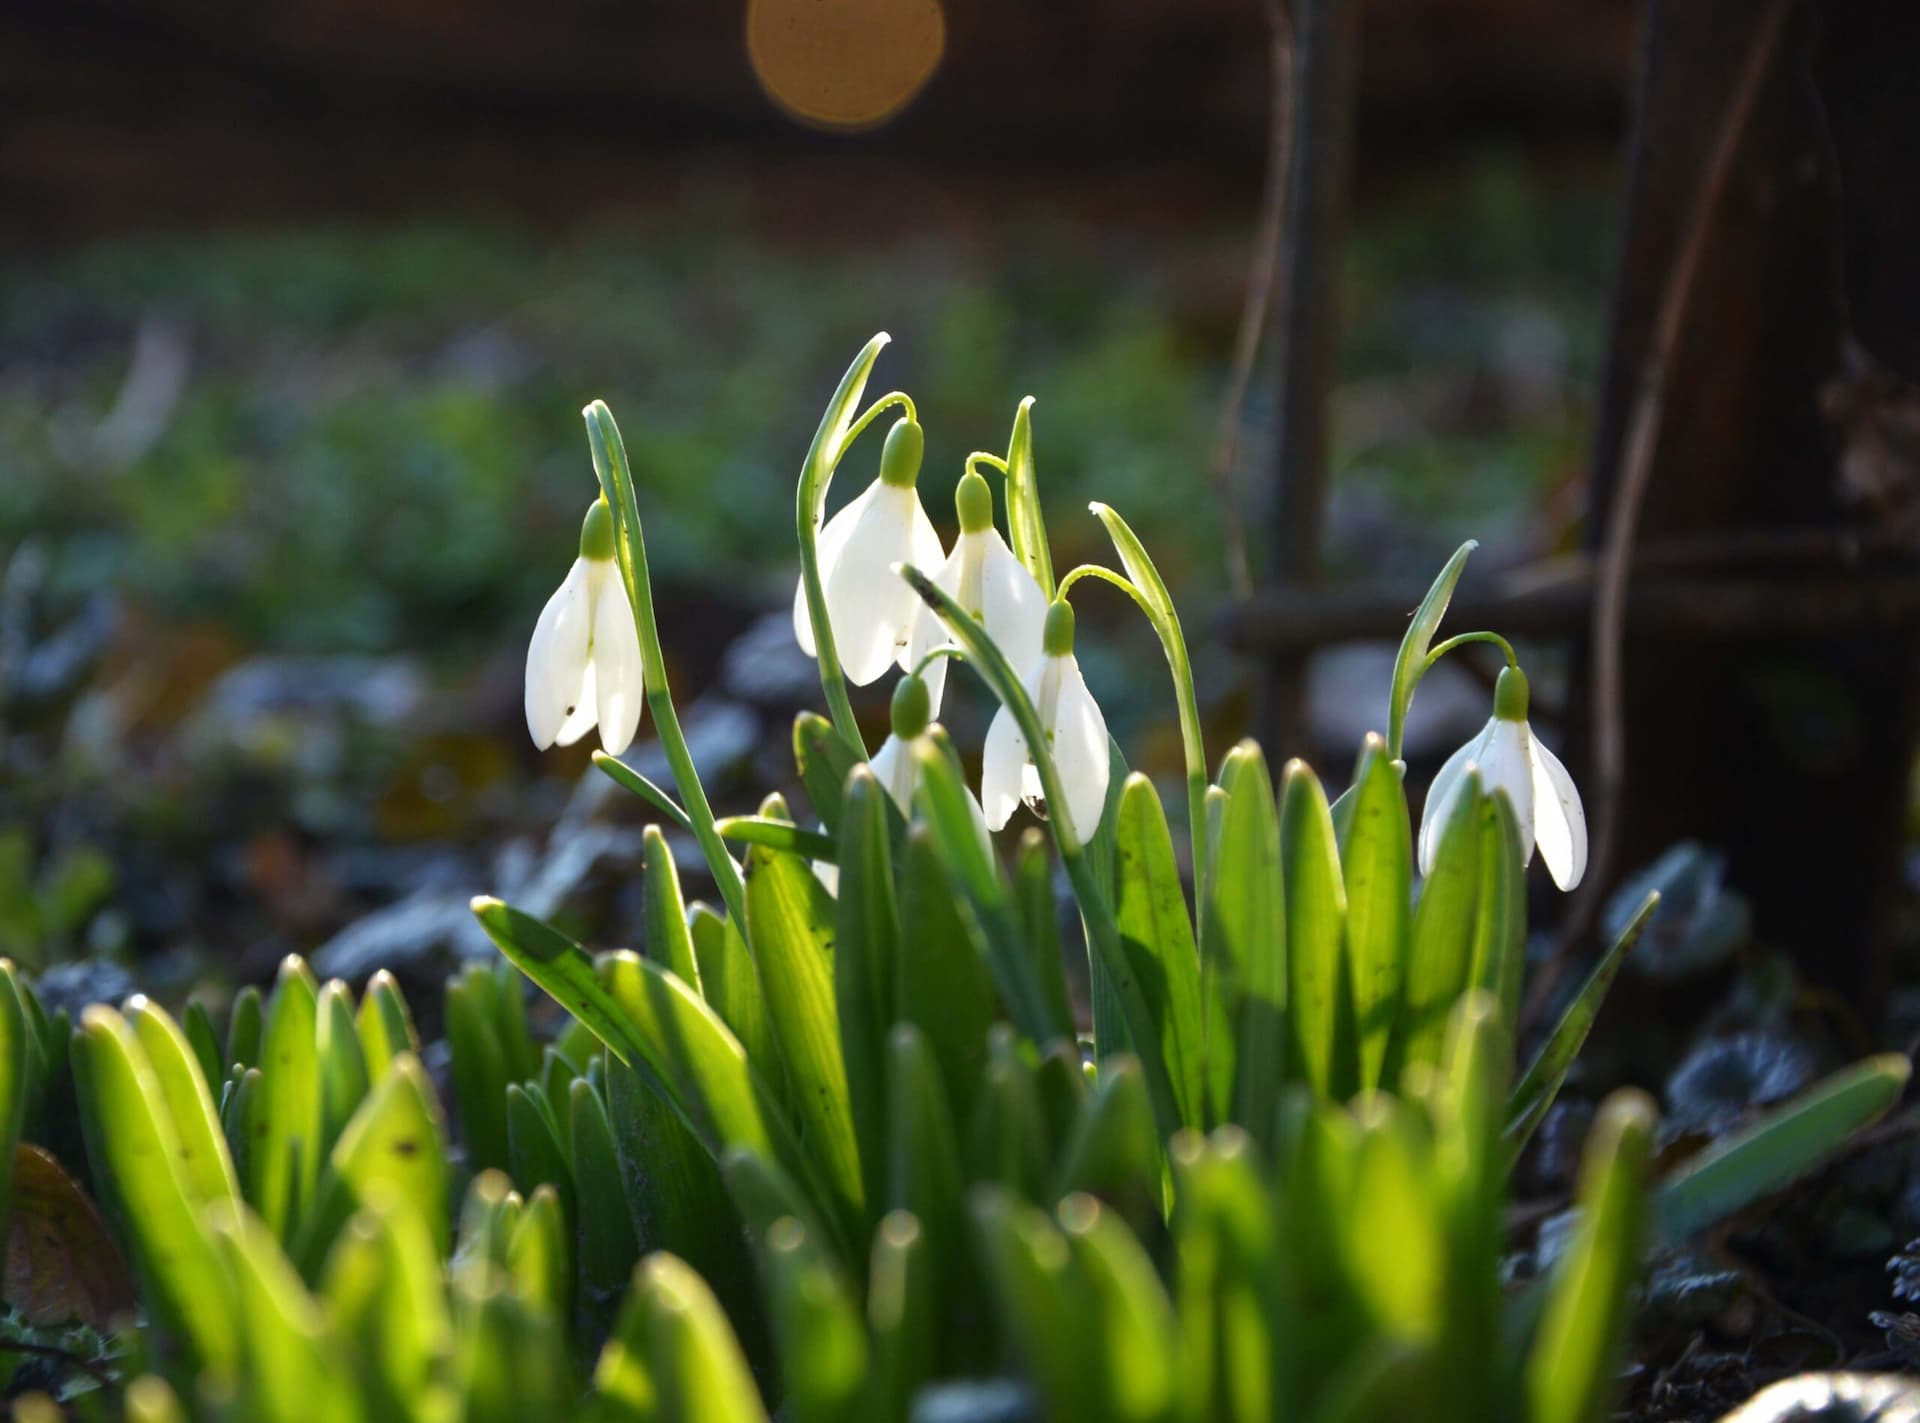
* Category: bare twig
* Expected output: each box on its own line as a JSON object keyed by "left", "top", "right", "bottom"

{"left": 1580, "top": 0, "right": 1790, "bottom": 916}
{"left": 1211, "top": 0, "right": 1295, "bottom": 598}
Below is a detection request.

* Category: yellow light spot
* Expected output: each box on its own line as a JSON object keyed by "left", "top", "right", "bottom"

{"left": 746, "top": 0, "right": 946, "bottom": 132}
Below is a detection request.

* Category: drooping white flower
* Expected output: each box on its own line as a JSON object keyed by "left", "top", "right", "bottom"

{"left": 525, "top": 499, "right": 644, "bottom": 756}
{"left": 1419, "top": 666, "right": 1587, "bottom": 890}
{"left": 793, "top": 417, "right": 945, "bottom": 685}
{"left": 865, "top": 674, "right": 991, "bottom": 847}
{"left": 981, "top": 600, "right": 1110, "bottom": 841}
{"left": 906, "top": 469, "right": 1047, "bottom": 715}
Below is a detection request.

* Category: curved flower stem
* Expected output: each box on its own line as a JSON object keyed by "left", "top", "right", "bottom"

{"left": 910, "top": 645, "right": 971, "bottom": 680}
{"left": 966, "top": 451, "right": 1009, "bottom": 480}
{"left": 584, "top": 400, "right": 748, "bottom": 929}
{"left": 898, "top": 561, "right": 1187, "bottom": 1137}
{"left": 1421, "top": 630, "right": 1519, "bottom": 677}
{"left": 795, "top": 336, "right": 895, "bottom": 757}
{"left": 1080, "top": 502, "right": 1214, "bottom": 897}
{"left": 838, "top": 390, "right": 917, "bottom": 453}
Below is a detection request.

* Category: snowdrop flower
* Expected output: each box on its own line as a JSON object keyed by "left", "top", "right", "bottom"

{"left": 981, "top": 600, "right": 1110, "bottom": 840}
{"left": 525, "top": 499, "right": 644, "bottom": 756}
{"left": 794, "top": 417, "right": 946, "bottom": 685}
{"left": 906, "top": 469, "right": 1047, "bottom": 715}
{"left": 868, "top": 673, "right": 991, "bottom": 842}
{"left": 1419, "top": 666, "right": 1587, "bottom": 890}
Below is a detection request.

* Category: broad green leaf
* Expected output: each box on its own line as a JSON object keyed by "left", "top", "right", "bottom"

{"left": 835, "top": 766, "right": 899, "bottom": 1219}
{"left": 73, "top": 1005, "right": 239, "bottom": 1376}
{"left": 866, "top": 1211, "right": 933, "bottom": 1423}
{"left": 126, "top": 996, "right": 240, "bottom": 1211}
{"left": 508, "top": 1183, "right": 571, "bottom": 1320}
{"left": 183, "top": 1000, "right": 225, "bottom": 1092}
{"left": 638, "top": 1253, "right": 772, "bottom": 1423}
{"left": 508, "top": 1083, "right": 576, "bottom": 1228}
{"left": 794, "top": 711, "right": 862, "bottom": 836}
{"left": 315, "top": 978, "right": 371, "bottom": 1169}
{"left": 1340, "top": 737, "right": 1412, "bottom": 1091}
{"left": 227, "top": 984, "right": 263, "bottom": 1072}
{"left": 1390, "top": 772, "right": 1482, "bottom": 1083}
{"left": 296, "top": 1054, "right": 451, "bottom": 1276}
{"left": 1465, "top": 791, "right": 1527, "bottom": 1031}
{"left": 643, "top": 827, "right": 703, "bottom": 991}
{"left": 321, "top": 1191, "right": 449, "bottom": 1423}
{"left": 452, "top": 1259, "right": 569, "bottom": 1423}
{"left": 968, "top": 1027, "right": 1049, "bottom": 1203}
{"left": 253, "top": 956, "right": 321, "bottom": 1240}
{"left": 0, "top": 961, "right": 32, "bottom": 1232}
{"left": 1086, "top": 738, "right": 1136, "bottom": 1065}
{"left": 896, "top": 824, "right": 996, "bottom": 1130}
{"left": 760, "top": 1217, "right": 869, "bottom": 1423}
{"left": 210, "top": 1208, "right": 353, "bottom": 1423}
{"left": 689, "top": 904, "right": 784, "bottom": 1102}
{"left": 355, "top": 971, "right": 420, "bottom": 1084}
{"left": 1112, "top": 775, "right": 1206, "bottom": 1130}
{"left": 445, "top": 969, "right": 511, "bottom": 1175}
{"left": 1013, "top": 829, "right": 1075, "bottom": 1038}
{"left": 886, "top": 1025, "right": 965, "bottom": 1301}
{"left": 1058, "top": 1193, "right": 1179, "bottom": 1423}
{"left": 1302, "top": 1341, "right": 1425, "bottom": 1423}
{"left": 1339, "top": 1096, "right": 1443, "bottom": 1341}
{"left": 1506, "top": 891, "right": 1659, "bottom": 1151}
{"left": 1204, "top": 743, "right": 1283, "bottom": 1130}
{"left": 486, "top": 960, "right": 539, "bottom": 1084}
{"left": 743, "top": 842, "right": 866, "bottom": 1233}
{"left": 592, "top": 750, "right": 696, "bottom": 834}
{"left": 1653, "top": 1053, "right": 1911, "bottom": 1246}
{"left": 717, "top": 817, "right": 838, "bottom": 863}
{"left": 1526, "top": 1090, "right": 1654, "bottom": 1423}
{"left": 1050, "top": 1056, "right": 1160, "bottom": 1225}
{"left": 970, "top": 1186, "right": 1096, "bottom": 1423}
{"left": 912, "top": 732, "right": 1068, "bottom": 1045}
{"left": 1279, "top": 761, "right": 1351, "bottom": 1101}
{"left": 570, "top": 1078, "right": 642, "bottom": 1312}
{"left": 1387, "top": 539, "right": 1477, "bottom": 759}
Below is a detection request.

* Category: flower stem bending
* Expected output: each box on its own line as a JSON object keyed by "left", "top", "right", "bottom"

{"left": 1421, "top": 630, "right": 1520, "bottom": 677}
{"left": 584, "top": 400, "right": 747, "bottom": 929}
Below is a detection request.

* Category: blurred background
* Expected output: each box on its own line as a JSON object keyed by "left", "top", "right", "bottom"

{"left": 5, "top": 0, "right": 1917, "bottom": 1032}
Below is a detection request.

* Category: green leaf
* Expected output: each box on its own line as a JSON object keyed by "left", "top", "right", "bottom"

{"left": 508, "top": 1183, "right": 572, "bottom": 1320}
{"left": 1388, "top": 539, "right": 1477, "bottom": 760}
{"left": 641, "top": 826, "right": 703, "bottom": 992}
{"left": 1204, "top": 743, "right": 1284, "bottom": 1131}
{"left": 1058, "top": 1192, "right": 1179, "bottom": 1423}
{"left": 0, "top": 962, "right": 32, "bottom": 1233}
{"left": 1390, "top": 772, "right": 1482, "bottom": 1084}
{"left": 968, "top": 1027, "right": 1049, "bottom": 1203}
{"left": 445, "top": 967, "right": 512, "bottom": 1175}
{"left": 1526, "top": 1090, "right": 1654, "bottom": 1423}
{"left": 721, "top": 1144, "right": 836, "bottom": 1257}
{"left": 1050, "top": 1056, "right": 1160, "bottom": 1223}
{"left": 866, "top": 1211, "right": 933, "bottom": 1423}
{"left": 886, "top": 1025, "right": 965, "bottom": 1301}
{"left": 1506, "top": 890, "right": 1659, "bottom": 1151}
{"left": 355, "top": 970, "right": 420, "bottom": 1085}
{"left": 970, "top": 1186, "right": 1096, "bottom": 1423}
{"left": 1653, "top": 1053, "right": 1911, "bottom": 1246}
{"left": 125, "top": 995, "right": 241, "bottom": 1210}
{"left": 1338, "top": 1096, "right": 1444, "bottom": 1341}
{"left": 1003, "top": 397, "right": 1055, "bottom": 598}
{"left": 315, "top": 978, "right": 371, "bottom": 1169}
{"left": 253, "top": 956, "right": 322, "bottom": 1240}
{"left": 508, "top": 1083, "right": 576, "bottom": 1228}
{"left": 1279, "top": 760, "right": 1352, "bottom": 1101}
{"left": 716, "top": 817, "right": 838, "bottom": 863}
{"left": 637, "top": 1253, "right": 772, "bottom": 1423}
{"left": 743, "top": 842, "right": 866, "bottom": 1235}
{"left": 570, "top": 1077, "right": 642, "bottom": 1310}
{"left": 227, "top": 984, "right": 263, "bottom": 1072}
{"left": 1465, "top": 791, "right": 1527, "bottom": 1032}
{"left": 689, "top": 904, "right": 783, "bottom": 1100}
{"left": 453, "top": 1258, "right": 569, "bottom": 1423}
{"left": 1085, "top": 737, "right": 1135, "bottom": 1065}
{"left": 793, "top": 712, "right": 862, "bottom": 837}
{"left": 321, "top": 1189, "right": 450, "bottom": 1423}
{"left": 72, "top": 1005, "right": 240, "bottom": 1377}
{"left": 592, "top": 751, "right": 695, "bottom": 835}
{"left": 295, "top": 1053, "right": 451, "bottom": 1277}
{"left": 474, "top": 899, "right": 801, "bottom": 1183}
{"left": 835, "top": 766, "right": 900, "bottom": 1220}
{"left": 210, "top": 1208, "right": 351, "bottom": 1423}
{"left": 759, "top": 1217, "right": 869, "bottom": 1423}
{"left": 183, "top": 1000, "right": 225, "bottom": 1091}
{"left": 124, "top": 1377, "right": 191, "bottom": 1423}
{"left": 896, "top": 824, "right": 996, "bottom": 1130}
{"left": 1112, "top": 775, "right": 1207, "bottom": 1131}
{"left": 1340, "top": 737, "right": 1412, "bottom": 1092}
{"left": 1013, "top": 829, "right": 1076, "bottom": 1040}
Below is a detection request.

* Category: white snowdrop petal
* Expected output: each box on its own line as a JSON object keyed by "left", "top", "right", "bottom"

{"left": 1478, "top": 720, "right": 1537, "bottom": 861}
{"left": 980, "top": 704, "right": 1027, "bottom": 830}
{"left": 900, "top": 494, "right": 948, "bottom": 675}
{"left": 868, "top": 735, "right": 919, "bottom": 815}
{"left": 795, "top": 479, "right": 879, "bottom": 657}
{"left": 554, "top": 660, "right": 600, "bottom": 747}
{"left": 592, "top": 576, "right": 645, "bottom": 756}
{"left": 1049, "top": 655, "right": 1112, "bottom": 841}
{"left": 526, "top": 558, "right": 595, "bottom": 749}
{"left": 1417, "top": 721, "right": 1490, "bottom": 875}
{"left": 979, "top": 532, "right": 1048, "bottom": 679}
{"left": 827, "top": 485, "right": 921, "bottom": 685}
{"left": 1528, "top": 734, "right": 1588, "bottom": 890}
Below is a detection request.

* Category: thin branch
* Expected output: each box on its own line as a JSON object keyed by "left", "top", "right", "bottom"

{"left": 1210, "top": 0, "right": 1295, "bottom": 599}
{"left": 1580, "top": 0, "right": 1790, "bottom": 913}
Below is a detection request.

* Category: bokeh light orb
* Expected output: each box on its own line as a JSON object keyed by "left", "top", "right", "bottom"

{"left": 747, "top": 0, "right": 946, "bottom": 132}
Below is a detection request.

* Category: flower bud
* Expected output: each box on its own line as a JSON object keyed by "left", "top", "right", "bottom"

{"left": 891, "top": 671, "right": 932, "bottom": 740}
{"left": 579, "top": 498, "right": 616, "bottom": 561}
{"left": 1493, "top": 665, "right": 1529, "bottom": 722}
{"left": 1042, "top": 598, "right": 1076, "bottom": 657}
{"left": 955, "top": 469, "right": 994, "bottom": 534}
{"left": 878, "top": 417, "right": 924, "bottom": 489}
